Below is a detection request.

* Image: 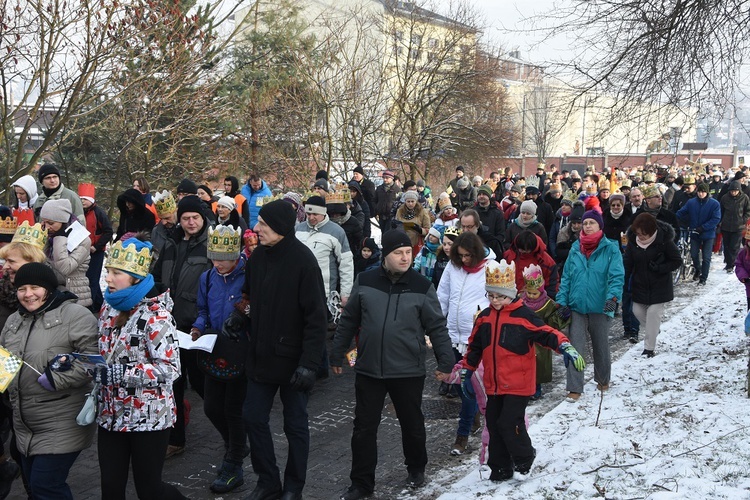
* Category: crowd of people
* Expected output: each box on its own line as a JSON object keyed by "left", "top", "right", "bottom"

{"left": 0, "top": 159, "right": 745, "bottom": 499}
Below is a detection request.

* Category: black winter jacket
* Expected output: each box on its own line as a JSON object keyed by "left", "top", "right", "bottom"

{"left": 115, "top": 188, "right": 156, "bottom": 242}
{"left": 623, "top": 221, "right": 682, "bottom": 305}
{"left": 475, "top": 202, "right": 506, "bottom": 243}
{"left": 244, "top": 234, "right": 328, "bottom": 385}
{"left": 720, "top": 192, "right": 750, "bottom": 232}
{"left": 602, "top": 209, "right": 632, "bottom": 245}
{"left": 331, "top": 266, "right": 454, "bottom": 378}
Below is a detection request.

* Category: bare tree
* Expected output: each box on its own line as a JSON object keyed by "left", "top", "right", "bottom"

{"left": 523, "top": 84, "right": 569, "bottom": 160}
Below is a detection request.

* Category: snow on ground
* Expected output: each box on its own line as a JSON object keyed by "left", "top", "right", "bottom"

{"left": 433, "top": 260, "right": 750, "bottom": 500}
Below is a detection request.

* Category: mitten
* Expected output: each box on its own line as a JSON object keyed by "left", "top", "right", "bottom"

{"left": 222, "top": 311, "right": 248, "bottom": 341}
{"left": 50, "top": 354, "right": 73, "bottom": 372}
{"left": 559, "top": 342, "right": 585, "bottom": 371}
{"left": 556, "top": 306, "right": 572, "bottom": 321}
{"left": 94, "top": 364, "right": 126, "bottom": 386}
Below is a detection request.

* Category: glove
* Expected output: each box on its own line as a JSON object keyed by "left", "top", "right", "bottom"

{"left": 38, "top": 370, "right": 56, "bottom": 391}
{"left": 603, "top": 298, "right": 617, "bottom": 313}
{"left": 559, "top": 342, "right": 585, "bottom": 371}
{"left": 459, "top": 369, "right": 475, "bottom": 400}
{"left": 50, "top": 354, "right": 73, "bottom": 372}
{"left": 648, "top": 261, "right": 660, "bottom": 272}
{"left": 556, "top": 306, "right": 571, "bottom": 321}
{"left": 289, "top": 366, "right": 316, "bottom": 392}
{"left": 221, "top": 311, "right": 248, "bottom": 341}
{"left": 93, "top": 364, "right": 126, "bottom": 386}
{"left": 695, "top": 226, "right": 704, "bottom": 234}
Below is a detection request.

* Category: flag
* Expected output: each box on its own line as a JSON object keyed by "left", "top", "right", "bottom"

{"left": 0, "top": 347, "right": 23, "bottom": 393}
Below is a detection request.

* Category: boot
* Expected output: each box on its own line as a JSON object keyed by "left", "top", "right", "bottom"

{"left": 471, "top": 413, "right": 482, "bottom": 434}
{"left": 450, "top": 435, "right": 468, "bottom": 456}
{"left": 210, "top": 460, "right": 244, "bottom": 493}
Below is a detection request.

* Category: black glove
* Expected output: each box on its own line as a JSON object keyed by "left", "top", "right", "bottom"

{"left": 648, "top": 261, "right": 660, "bottom": 272}
{"left": 221, "top": 311, "right": 248, "bottom": 341}
{"left": 289, "top": 366, "right": 316, "bottom": 392}
{"left": 556, "top": 306, "right": 571, "bottom": 321}
{"left": 695, "top": 226, "right": 704, "bottom": 234}
{"left": 603, "top": 298, "right": 617, "bottom": 313}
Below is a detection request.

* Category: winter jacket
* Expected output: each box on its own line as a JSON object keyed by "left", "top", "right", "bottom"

{"left": 720, "top": 191, "right": 750, "bottom": 232}
{"left": 374, "top": 182, "right": 400, "bottom": 218}
{"left": 331, "top": 266, "right": 454, "bottom": 378}
{"left": 84, "top": 203, "right": 113, "bottom": 252}
{"left": 554, "top": 223, "right": 579, "bottom": 268}
{"left": 1, "top": 291, "right": 98, "bottom": 456}
{"left": 475, "top": 202, "right": 506, "bottom": 243}
{"left": 456, "top": 186, "right": 477, "bottom": 212}
{"left": 557, "top": 235, "right": 624, "bottom": 317}
{"left": 437, "top": 261, "right": 490, "bottom": 346}
{"left": 395, "top": 204, "right": 431, "bottom": 248}
{"left": 11, "top": 175, "right": 38, "bottom": 225}
{"left": 331, "top": 211, "right": 364, "bottom": 256}
{"left": 623, "top": 222, "right": 681, "bottom": 305}
{"left": 356, "top": 177, "right": 377, "bottom": 216}
{"left": 602, "top": 208, "right": 632, "bottom": 246}
{"left": 350, "top": 199, "right": 371, "bottom": 238}
{"left": 544, "top": 192, "right": 563, "bottom": 214}
{"left": 676, "top": 195, "right": 722, "bottom": 241}
{"left": 548, "top": 207, "right": 571, "bottom": 258}
{"left": 354, "top": 249, "right": 381, "bottom": 277}
{"left": 150, "top": 221, "right": 176, "bottom": 260}
{"left": 243, "top": 233, "right": 328, "bottom": 384}
{"left": 34, "top": 183, "right": 85, "bottom": 225}
{"left": 463, "top": 299, "right": 569, "bottom": 396}
{"left": 97, "top": 287, "right": 181, "bottom": 432}
{"left": 114, "top": 188, "right": 156, "bottom": 242}
{"left": 432, "top": 250, "right": 451, "bottom": 287}
{"left": 241, "top": 179, "right": 272, "bottom": 228}
{"left": 194, "top": 257, "right": 246, "bottom": 333}
{"left": 413, "top": 245, "right": 438, "bottom": 280}
{"left": 504, "top": 234, "right": 559, "bottom": 298}
{"left": 48, "top": 231, "right": 92, "bottom": 307}
{"left": 531, "top": 198, "right": 555, "bottom": 237}
{"left": 295, "top": 216, "right": 354, "bottom": 300}
{"left": 153, "top": 224, "right": 211, "bottom": 329}
{"left": 225, "top": 176, "right": 250, "bottom": 223}
{"left": 216, "top": 208, "right": 249, "bottom": 235}
{"left": 505, "top": 218, "right": 548, "bottom": 248}
{"left": 735, "top": 246, "right": 750, "bottom": 296}
{"left": 669, "top": 189, "right": 695, "bottom": 214}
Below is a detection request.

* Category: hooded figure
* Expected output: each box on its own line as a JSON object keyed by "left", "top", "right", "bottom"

{"left": 115, "top": 188, "right": 156, "bottom": 242}
{"left": 11, "top": 175, "right": 39, "bottom": 226}
{"left": 503, "top": 230, "right": 559, "bottom": 299}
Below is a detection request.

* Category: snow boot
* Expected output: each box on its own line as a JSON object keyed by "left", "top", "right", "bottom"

{"left": 210, "top": 460, "right": 244, "bottom": 493}
{"left": 450, "top": 435, "right": 468, "bottom": 456}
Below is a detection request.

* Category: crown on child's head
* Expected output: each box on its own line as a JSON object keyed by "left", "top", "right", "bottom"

{"left": 107, "top": 239, "right": 152, "bottom": 278}
{"left": 154, "top": 190, "right": 177, "bottom": 217}
{"left": 485, "top": 259, "right": 516, "bottom": 295}
{"left": 207, "top": 225, "right": 241, "bottom": 260}
{"left": 522, "top": 263, "right": 544, "bottom": 291}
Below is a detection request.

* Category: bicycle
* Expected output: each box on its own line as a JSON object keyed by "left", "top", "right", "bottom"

{"left": 672, "top": 228, "right": 695, "bottom": 285}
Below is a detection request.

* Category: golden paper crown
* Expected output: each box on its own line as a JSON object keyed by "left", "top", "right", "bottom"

{"left": 11, "top": 221, "right": 47, "bottom": 249}
{"left": 584, "top": 182, "right": 598, "bottom": 195}
{"left": 683, "top": 174, "right": 696, "bottom": 185}
{"left": 326, "top": 190, "right": 352, "bottom": 205}
{"left": 562, "top": 189, "right": 579, "bottom": 203}
{"left": 0, "top": 216, "right": 18, "bottom": 236}
{"left": 106, "top": 240, "right": 152, "bottom": 277}
{"left": 597, "top": 178, "right": 610, "bottom": 190}
{"left": 256, "top": 194, "right": 282, "bottom": 207}
{"left": 154, "top": 190, "right": 177, "bottom": 216}
{"left": 438, "top": 197, "right": 452, "bottom": 211}
{"left": 207, "top": 225, "right": 241, "bottom": 259}
{"left": 443, "top": 226, "right": 461, "bottom": 238}
{"left": 621, "top": 179, "right": 632, "bottom": 188}
{"left": 522, "top": 264, "right": 544, "bottom": 291}
{"left": 525, "top": 175, "right": 540, "bottom": 189}
{"left": 643, "top": 172, "right": 656, "bottom": 183}
{"left": 485, "top": 259, "right": 516, "bottom": 293}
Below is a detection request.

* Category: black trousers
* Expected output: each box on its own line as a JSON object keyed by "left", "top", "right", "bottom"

{"left": 203, "top": 375, "right": 247, "bottom": 463}
{"left": 722, "top": 230, "right": 743, "bottom": 268}
{"left": 98, "top": 428, "right": 185, "bottom": 500}
{"left": 170, "top": 347, "right": 205, "bottom": 446}
{"left": 485, "top": 394, "right": 533, "bottom": 473}
{"left": 350, "top": 374, "right": 426, "bottom": 493}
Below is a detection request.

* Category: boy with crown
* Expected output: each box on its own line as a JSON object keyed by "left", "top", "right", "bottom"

{"left": 460, "top": 259, "right": 584, "bottom": 481}
{"left": 191, "top": 224, "right": 248, "bottom": 494}
{"left": 520, "top": 264, "right": 571, "bottom": 401}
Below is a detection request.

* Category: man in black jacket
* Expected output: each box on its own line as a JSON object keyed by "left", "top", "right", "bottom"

{"left": 233, "top": 200, "right": 328, "bottom": 500}
{"left": 474, "top": 185, "right": 506, "bottom": 248}
{"left": 352, "top": 166, "right": 376, "bottom": 215}
{"left": 374, "top": 170, "right": 399, "bottom": 232}
{"left": 331, "top": 230, "right": 453, "bottom": 500}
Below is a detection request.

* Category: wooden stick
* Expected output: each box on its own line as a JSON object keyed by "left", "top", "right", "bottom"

{"left": 22, "top": 362, "right": 43, "bottom": 377}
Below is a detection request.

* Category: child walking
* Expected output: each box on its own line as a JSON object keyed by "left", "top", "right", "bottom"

{"left": 461, "top": 259, "right": 584, "bottom": 481}
{"left": 735, "top": 223, "right": 750, "bottom": 310}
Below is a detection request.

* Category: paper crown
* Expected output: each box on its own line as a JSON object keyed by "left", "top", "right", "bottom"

{"left": 0, "top": 216, "right": 18, "bottom": 236}
{"left": 11, "top": 221, "right": 47, "bottom": 249}
{"left": 584, "top": 182, "right": 598, "bottom": 195}
{"left": 562, "top": 188, "right": 579, "bottom": 203}
{"left": 438, "top": 197, "right": 452, "bottom": 211}
{"left": 106, "top": 239, "right": 152, "bottom": 277}
{"left": 78, "top": 183, "right": 96, "bottom": 199}
{"left": 683, "top": 174, "right": 696, "bottom": 185}
{"left": 643, "top": 172, "right": 656, "bottom": 183}
{"left": 154, "top": 190, "right": 177, "bottom": 217}
{"left": 326, "top": 190, "right": 352, "bottom": 205}
{"left": 444, "top": 226, "right": 461, "bottom": 238}
{"left": 641, "top": 184, "right": 660, "bottom": 199}
{"left": 525, "top": 175, "right": 540, "bottom": 189}
{"left": 207, "top": 225, "right": 241, "bottom": 260}
{"left": 485, "top": 259, "right": 516, "bottom": 296}
{"left": 522, "top": 264, "right": 544, "bottom": 291}
{"left": 548, "top": 182, "right": 563, "bottom": 193}
{"left": 255, "top": 194, "right": 282, "bottom": 207}
{"left": 621, "top": 179, "right": 632, "bottom": 188}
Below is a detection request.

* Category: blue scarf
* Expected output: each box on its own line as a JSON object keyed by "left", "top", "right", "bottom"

{"left": 104, "top": 274, "right": 154, "bottom": 312}
{"left": 423, "top": 239, "right": 439, "bottom": 254}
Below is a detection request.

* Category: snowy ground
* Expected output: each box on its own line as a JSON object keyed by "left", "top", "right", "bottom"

{"left": 422, "top": 256, "right": 750, "bottom": 500}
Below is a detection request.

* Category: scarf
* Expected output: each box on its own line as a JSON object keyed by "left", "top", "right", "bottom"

{"left": 104, "top": 274, "right": 155, "bottom": 312}
{"left": 330, "top": 209, "right": 352, "bottom": 226}
{"left": 636, "top": 231, "right": 658, "bottom": 249}
{"left": 515, "top": 216, "right": 537, "bottom": 229}
{"left": 578, "top": 230, "right": 603, "bottom": 258}
{"left": 424, "top": 239, "right": 439, "bottom": 254}
{"left": 400, "top": 206, "right": 418, "bottom": 220}
{"left": 522, "top": 289, "right": 549, "bottom": 311}
{"left": 462, "top": 259, "right": 486, "bottom": 274}
{"left": 610, "top": 209, "right": 623, "bottom": 220}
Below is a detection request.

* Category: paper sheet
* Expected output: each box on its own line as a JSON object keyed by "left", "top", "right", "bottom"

{"left": 66, "top": 221, "right": 91, "bottom": 252}
{"left": 175, "top": 331, "right": 217, "bottom": 353}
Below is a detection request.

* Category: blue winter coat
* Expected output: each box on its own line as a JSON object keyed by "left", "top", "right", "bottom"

{"left": 556, "top": 235, "right": 624, "bottom": 317}
{"left": 241, "top": 180, "right": 273, "bottom": 228}
{"left": 676, "top": 195, "right": 722, "bottom": 241}
{"left": 194, "top": 257, "right": 247, "bottom": 333}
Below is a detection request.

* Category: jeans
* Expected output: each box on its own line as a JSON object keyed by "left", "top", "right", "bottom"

{"left": 204, "top": 375, "right": 247, "bottom": 464}
{"left": 690, "top": 236, "right": 714, "bottom": 280}
{"left": 85, "top": 250, "right": 106, "bottom": 312}
{"left": 485, "top": 395, "right": 532, "bottom": 473}
{"left": 453, "top": 348, "right": 477, "bottom": 437}
{"left": 98, "top": 428, "right": 185, "bottom": 500}
{"left": 349, "top": 374, "right": 426, "bottom": 493}
{"left": 621, "top": 288, "right": 639, "bottom": 335}
{"left": 566, "top": 312, "right": 612, "bottom": 393}
{"left": 243, "top": 379, "right": 310, "bottom": 494}
{"left": 20, "top": 451, "right": 80, "bottom": 500}
{"left": 722, "top": 231, "right": 742, "bottom": 268}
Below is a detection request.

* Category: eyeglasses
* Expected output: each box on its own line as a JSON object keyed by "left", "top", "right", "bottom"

{"left": 458, "top": 251, "right": 472, "bottom": 259}
{"left": 461, "top": 224, "right": 476, "bottom": 230}
{"left": 486, "top": 292, "right": 508, "bottom": 300}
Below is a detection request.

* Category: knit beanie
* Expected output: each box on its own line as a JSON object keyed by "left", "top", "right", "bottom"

{"left": 313, "top": 178, "right": 329, "bottom": 193}
{"left": 520, "top": 200, "right": 537, "bottom": 215}
{"left": 730, "top": 181, "right": 742, "bottom": 191}
{"left": 697, "top": 183, "right": 710, "bottom": 193}
{"left": 176, "top": 178, "right": 198, "bottom": 195}
{"left": 216, "top": 196, "right": 236, "bottom": 211}
{"left": 39, "top": 199, "right": 72, "bottom": 223}
{"left": 608, "top": 193, "right": 626, "bottom": 206}
{"left": 37, "top": 164, "right": 60, "bottom": 182}
{"left": 305, "top": 196, "right": 327, "bottom": 215}
{"left": 457, "top": 178, "right": 470, "bottom": 190}
{"left": 381, "top": 230, "right": 412, "bottom": 258}
{"left": 582, "top": 209, "right": 604, "bottom": 229}
{"left": 176, "top": 195, "right": 204, "bottom": 220}
{"left": 15, "top": 262, "right": 58, "bottom": 292}
{"left": 258, "top": 199, "right": 296, "bottom": 237}
{"left": 362, "top": 237, "right": 378, "bottom": 252}
{"left": 353, "top": 166, "right": 365, "bottom": 176}
{"left": 477, "top": 185, "right": 493, "bottom": 197}
{"left": 570, "top": 202, "right": 585, "bottom": 222}
{"left": 315, "top": 170, "right": 329, "bottom": 180}
{"left": 402, "top": 191, "right": 419, "bottom": 202}
{"left": 198, "top": 184, "right": 213, "bottom": 198}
